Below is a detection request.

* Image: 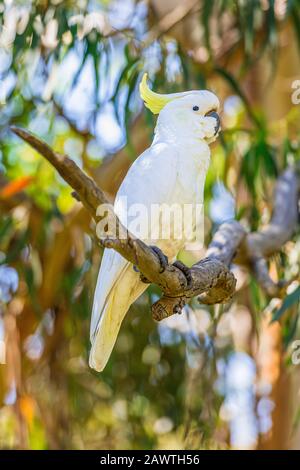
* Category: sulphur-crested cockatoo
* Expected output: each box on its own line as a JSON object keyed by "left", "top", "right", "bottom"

{"left": 89, "top": 74, "right": 220, "bottom": 371}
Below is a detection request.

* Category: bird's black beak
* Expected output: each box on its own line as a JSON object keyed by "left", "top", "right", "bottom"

{"left": 206, "top": 110, "right": 220, "bottom": 135}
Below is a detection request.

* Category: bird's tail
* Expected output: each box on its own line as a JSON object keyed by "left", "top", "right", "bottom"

{"left": 89, "top": 265, "right": 147, "bottom": 372}
{"left": 89, "top": 299, "right": 122, "bottom": 372}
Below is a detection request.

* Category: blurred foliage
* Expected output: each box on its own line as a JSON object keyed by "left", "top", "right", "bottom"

{"left": 0, "top": 0, "right": 300, "bottom": 450}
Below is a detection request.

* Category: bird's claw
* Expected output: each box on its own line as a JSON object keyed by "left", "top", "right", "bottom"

{"left": 172, "top": 260, "right": 193, "bottom": 288}
{"left": 150, "top": 245, "right": 169, "bottom": 273}
{"left": 133, "top": 245, "right": 168, "bottom": 282}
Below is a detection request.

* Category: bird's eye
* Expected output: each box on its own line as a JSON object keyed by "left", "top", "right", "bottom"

{"left": 193, "top": 105, "right": 199, "bottom": 111}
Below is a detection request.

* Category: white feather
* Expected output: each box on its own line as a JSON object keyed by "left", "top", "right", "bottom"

{"left": 89, "top": 91, "right": 219, "bottom": 371}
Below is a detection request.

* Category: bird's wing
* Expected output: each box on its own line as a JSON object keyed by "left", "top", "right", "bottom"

{"left": 89, "top": 250, "right": 128, "bottom": 341}
{"left": 90, "top": 143, "right": 178, "bottom": 338}
{"left": 90, "top": 143, "right": 178, "bottom": 370}
{"left": 115, "top": 142, "right": 179, "bottom": 219}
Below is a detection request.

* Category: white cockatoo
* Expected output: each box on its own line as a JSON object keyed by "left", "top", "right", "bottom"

{"left": 89, "top": 74, "right": 220, "bottom": 371}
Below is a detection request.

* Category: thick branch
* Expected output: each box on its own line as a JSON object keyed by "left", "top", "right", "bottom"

{"left": 11, "top": 126, "right": 300, "bottom": 320}
{"left": 240, "top": 167, "right": 300, "bottom": 261}
{"left": 237, "top": 166, "right": 300, "bottom": 296}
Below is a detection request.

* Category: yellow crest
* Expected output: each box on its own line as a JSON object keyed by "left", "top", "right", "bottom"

{"left": 139, "top": 73, "right": 189, "bottom": 114}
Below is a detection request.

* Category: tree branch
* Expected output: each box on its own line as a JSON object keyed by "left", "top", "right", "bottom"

{"left": 237, "top": 166, "right": 300, "bottom": 296}
{"left": 10, "top": 126, "right": 300, "bottom": 321}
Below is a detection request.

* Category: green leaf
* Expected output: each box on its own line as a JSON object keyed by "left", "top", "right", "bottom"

{"left": 272, "top": 286, "right": 300, "bottom": 322}
{"left": 112, "top": 59, "right": 139, "bottom": 125}
{"left": 283, "top": 307, "right": 299, "bottom": 349}
{"left": 266, "top": 0, "right": 277, "bottom": 49}
{"left": 244, "top": 1, "right": 255, "bottom": 57}
{"left": 4, "top": 230, "right": 28, "bottom": 264}
{"left": 291, "top": 1, "right": 300, "bottom": 54}
{"left": 0, "top": 217, "right": 13, "bottom": 244}
{"left": 202, "top": 0, "right": 214, "bottom": 59}
{"left": 258, "top": 140, "right": 278, "bottom": 178}
{"left": 72, "top": 41, "right": 90, "bottom": 88}
{"left": 240, "top": 146, "right": 260, "bottom": 195}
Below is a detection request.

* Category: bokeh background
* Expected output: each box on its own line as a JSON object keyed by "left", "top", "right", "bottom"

{"left": 0, "top": 0, "right": 300, "bottom": 450}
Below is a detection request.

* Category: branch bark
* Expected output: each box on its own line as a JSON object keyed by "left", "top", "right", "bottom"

{"left": 10, "top": 126, "right": 300, "bottom": 321}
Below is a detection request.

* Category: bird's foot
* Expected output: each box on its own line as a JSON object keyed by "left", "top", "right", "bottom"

{"left": 150, "top": 245, "right": 169, "bottom": 273}
{"left": 133, "top": 245, "right": 168, "bottom": 283}
{"left": 172, "top": 260, "right": 193, "bottom": 288}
